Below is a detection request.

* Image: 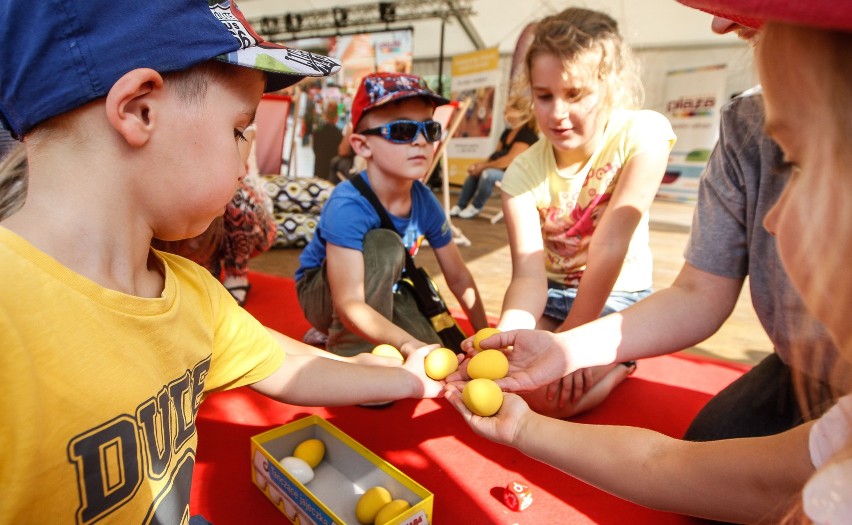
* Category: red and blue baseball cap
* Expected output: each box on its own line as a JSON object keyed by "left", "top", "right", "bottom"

{"left": 350, "top": 73, "right": 449, "bottom": 131}
{"left": 677, "top": 0, "right": 852, "bottom": 31}
{"left": 0, "top": 0, "right": 341, "bottom": 139}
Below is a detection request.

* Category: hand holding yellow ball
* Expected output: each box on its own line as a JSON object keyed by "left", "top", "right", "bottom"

{"left": 461, "top": 328, "right": 508, "bottom": 416}
{"left": 371, "top": 343, "right": 404, "bottom": 362}
{"left": 472, "top": 327, "right": 502, "bottom": 352}
{"left": 462, "top": 378, "right": 504, "bottom": 417}
{"left": 423, "top": 347, "right": 459, "bottom": 380}
{"left": 467, "top": 350, "right": 509, "bottom": 380}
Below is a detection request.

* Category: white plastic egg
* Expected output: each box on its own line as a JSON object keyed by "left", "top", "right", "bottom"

{"left": 280, "top": 456, "right": 315, "bottom": 484}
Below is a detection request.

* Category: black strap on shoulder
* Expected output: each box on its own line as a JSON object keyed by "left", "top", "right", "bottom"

{"left": 350, "top": 174, "right": 417, "bottom": 275}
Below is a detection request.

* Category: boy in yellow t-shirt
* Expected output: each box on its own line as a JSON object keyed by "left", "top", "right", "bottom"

{"left": 0, "top": 2, "right": 443, "bottom": 523}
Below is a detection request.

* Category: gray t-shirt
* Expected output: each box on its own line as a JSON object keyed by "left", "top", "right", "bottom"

{"left": 685, "top": 88, "right": 837, "bottom": 382}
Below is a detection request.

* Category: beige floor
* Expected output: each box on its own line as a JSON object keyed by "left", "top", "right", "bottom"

{"left": 252, "top": 194, "right": 772, "bottom": 367}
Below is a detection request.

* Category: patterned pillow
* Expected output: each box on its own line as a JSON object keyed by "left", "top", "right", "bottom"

{"left": 260, "top": 176, "right": 334, "bottom": 247}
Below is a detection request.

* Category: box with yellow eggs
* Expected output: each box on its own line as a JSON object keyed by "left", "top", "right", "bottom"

{"left": 251, "top": 415, "right": 433, "bottom": 525}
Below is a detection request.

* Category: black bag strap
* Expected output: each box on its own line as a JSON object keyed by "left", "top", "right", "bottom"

{"left": 350, "top": 174, "right": 418, "bottom": 276}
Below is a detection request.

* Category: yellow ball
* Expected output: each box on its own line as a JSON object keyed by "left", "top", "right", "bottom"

{"left": 424, "top": 347, "right": 459, "bottom": 380}
{"left": 462, "top": 378, "right": 504, "bottom": 417}
{"left": 374, "top": 499, "right": 412, "bottom": 525}
{"left": 292, "top": 438, "right": 325, "bottom": 469}
{"left": 472, "top": 327, "right": 502, "bottom": 352}
{"left": 355, "top": 486, "right": 392, "bottom": 525}
{"left": 467, "top": 349, "right": 509, "bottom": 380}
{"left": 372, "top": 344, "right": 404, "bottom": 362}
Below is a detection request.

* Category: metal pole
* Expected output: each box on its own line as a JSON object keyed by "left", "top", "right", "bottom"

{"left": 437, "top": 18, "right": 445, "bottom": 96}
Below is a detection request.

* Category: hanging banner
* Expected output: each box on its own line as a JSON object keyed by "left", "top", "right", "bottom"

{"left": 657, "top": 64, "right": 727, "bottom": 203}
{"left": 447, "top": 47, "right": 500, "bottom": 185}
{"left": 286, "top": 29, "right": 413, "bottom": 92}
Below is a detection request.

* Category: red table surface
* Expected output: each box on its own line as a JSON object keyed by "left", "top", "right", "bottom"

{"left": 191, "top": 351, "right": 745, "bottom": 524}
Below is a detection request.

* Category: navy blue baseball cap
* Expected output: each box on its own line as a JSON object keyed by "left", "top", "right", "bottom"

{"left": 0, "top": 0, "right": 341, "bottom": 139}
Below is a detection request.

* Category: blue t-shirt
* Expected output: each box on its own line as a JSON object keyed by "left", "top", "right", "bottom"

{"left": 295, "top": 172, "right": 453, "bottom": 281}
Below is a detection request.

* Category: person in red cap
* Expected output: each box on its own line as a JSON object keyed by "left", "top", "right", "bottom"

{"left": 296, "top": 72, "right": 489, "bottom": 358}
{"left": 447, "top": 0, "right": 852, "bottom": 522}
{"left": 0, "top": 2, "right": 447, "bottom": 523}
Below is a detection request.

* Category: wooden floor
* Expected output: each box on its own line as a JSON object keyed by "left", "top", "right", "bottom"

{"left": 252, "top": 189, "right": 772, "bottom": 367}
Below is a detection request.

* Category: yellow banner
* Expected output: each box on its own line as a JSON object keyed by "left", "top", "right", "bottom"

{"left": 451, "top": 47, "right": 500, "bottom": 76}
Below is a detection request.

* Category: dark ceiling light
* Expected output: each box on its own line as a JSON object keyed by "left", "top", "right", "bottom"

{"left": 379, "top": 2, "right": 396, "bottom": 23}
{"left": 260, "top": 17, "right": 277, "bottom": 34}
{"left": 332, "top": 7, "right": 348, "bottom": 27}
{"left": 284, "top": 13, "right": 302, "bottom": 32}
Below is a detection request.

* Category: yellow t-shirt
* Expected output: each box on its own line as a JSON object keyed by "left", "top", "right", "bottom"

{"left": 0, "top": 227, "right": 285, "bottom": 524}
{"left": 501, "top": 109, "right": 676, "bottom": 291}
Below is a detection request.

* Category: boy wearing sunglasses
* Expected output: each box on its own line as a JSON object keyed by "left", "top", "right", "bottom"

{"left": 296, "top": 72, "right": 489, "bottom": 358}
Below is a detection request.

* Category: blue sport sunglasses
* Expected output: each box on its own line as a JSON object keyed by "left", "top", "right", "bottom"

{"left": 360, "top": 119, "right": 443, "bottom": 144}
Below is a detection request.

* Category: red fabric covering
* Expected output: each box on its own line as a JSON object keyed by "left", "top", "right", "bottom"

{"left": 191, "top": 271, "right": 748, "bottom": 524}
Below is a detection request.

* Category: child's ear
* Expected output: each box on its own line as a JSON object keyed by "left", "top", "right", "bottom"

{"left": 105, "top": 68, "right": 164, "bottom": 147}
{"left": 349, "top": 132, "right": 373, "bottom": 159}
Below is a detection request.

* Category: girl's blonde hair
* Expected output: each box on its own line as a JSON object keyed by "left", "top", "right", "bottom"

{"left": 757, "top": 22, "right": 852, "bottom": 524}
{"left": 509, "top": 7, "right": 644, "bottom": 125}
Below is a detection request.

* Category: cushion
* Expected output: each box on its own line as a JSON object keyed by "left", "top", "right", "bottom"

{"left": 260, "top": 176, "right": 334, "bottom": 248}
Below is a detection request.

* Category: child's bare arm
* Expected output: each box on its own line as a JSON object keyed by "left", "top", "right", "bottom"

{"left": 250, "top": 342, "right": 444, "bottom": 405}
{"left": 559, "top": 143, "right": 671, "bottom": 332}
{"left": 448, "top": 390, "right": 815, "bottom": 523}
{"left": 499, "top": 191, "right": 548, "bottom": 330}
{"left": 433, "top": 242, "right": 488, "bottom": 331}
{"left": 326, "top": 243, "right": 426, "bottom": 353}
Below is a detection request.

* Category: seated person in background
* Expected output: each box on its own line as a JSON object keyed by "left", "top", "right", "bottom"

{"left": 153, "top": 125, "right": 277, "bottom": 306}
{"left": 451, "top": 110, "right": 538, "bottom": 219}
{"left": 312, "top": 100, "right": 344, "bottom": 184}
{"left": 497, "top": 8, "right": 675, "bottom": 418}
{"left": 328, "top": 120, "right": 357, "bottom": 183}
{"left": 296, "top": 72, "right": 489, "bottom": 357}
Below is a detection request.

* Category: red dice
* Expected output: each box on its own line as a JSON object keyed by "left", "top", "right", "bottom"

{"left": 503, "top": 480, "right": 533, "bottom": 511}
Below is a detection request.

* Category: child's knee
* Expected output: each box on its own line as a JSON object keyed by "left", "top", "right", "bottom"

{"left": 363, "top": 229, "right": 405, "bottom": 273}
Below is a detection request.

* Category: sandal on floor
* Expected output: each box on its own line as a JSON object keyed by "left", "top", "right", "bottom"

{"left": 621, "top": 360, "right": 638, "bottom": 375}
{"left": 225, "top": 283, "right": 251, "bottom": 307}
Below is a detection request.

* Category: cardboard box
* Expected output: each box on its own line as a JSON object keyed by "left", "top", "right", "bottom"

{"left": 251, "top": 415, "right": 433, "bottom": 525}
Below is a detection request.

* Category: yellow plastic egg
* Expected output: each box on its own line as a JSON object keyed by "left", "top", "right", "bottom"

{"left": 374, "top": 499, "right": 412, "bottom": 525}
{"left": 372, "top": 344, "right": 404, "bottom": 362}
{"left": 424, "top": 347, "right": 459, "bottom": 380}
{"left": 462, "top": 378, "right": 504, "bottom": 417}
{"left": 355, "top": 486, "right": 392, "bottom": 525}
{"left": 472, "top": 327, "right": 502, "bottom": 352}
{"left": 467, "top": 349, "right": 509, "bottom": 380}
{"left": 292, "top": 438, "right": 325, "bottom": 469}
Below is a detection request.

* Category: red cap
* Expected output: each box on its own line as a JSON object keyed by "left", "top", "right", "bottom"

{"left": 677, "top": 0, "right": 852, "bottom": 31}
{"left": 350, "top": 72, "right": 449, "bottom": 131}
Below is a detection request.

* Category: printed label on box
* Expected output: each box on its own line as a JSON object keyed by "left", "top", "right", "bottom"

{"left": 268, "top": 462, "right": 336, "bottom": 525}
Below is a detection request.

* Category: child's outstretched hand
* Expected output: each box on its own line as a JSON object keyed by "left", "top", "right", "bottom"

{"left": 445, "top": 386, "right": 531, "bottom": 447}
{"left": 402, "top": 344, "right": 447, "bottom": 399}
{"left": 446, "top": 329, "right": 573, "bottom": 395}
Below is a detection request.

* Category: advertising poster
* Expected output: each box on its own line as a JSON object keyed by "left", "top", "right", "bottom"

{"left": 286, "top": 29, "right": 413, "bottom": 93}
{"left": 658, "top": 64, "right": 728, "bottom": 202}
{"left": 447, "top": 47, "right": 500, "bottom": 185}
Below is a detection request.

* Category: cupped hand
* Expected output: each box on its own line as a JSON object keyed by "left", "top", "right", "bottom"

{"left": 445, "top": 386, "right": 531, "bottom": 447}
{"left": 487, "top": 329, "right": 573, "bottom": 393}
{"left": 402, "top": 344, "right": 445, "bottom": 398}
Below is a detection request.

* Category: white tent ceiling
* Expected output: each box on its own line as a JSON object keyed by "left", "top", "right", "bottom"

{"left": 238, "top": 0, "right": 737, "bottom": 60}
